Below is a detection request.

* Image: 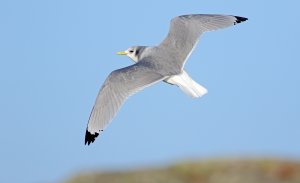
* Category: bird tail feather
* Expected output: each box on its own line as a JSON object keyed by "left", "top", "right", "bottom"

{"left": 166, "top": 70, "right": 207, "bottom": 98}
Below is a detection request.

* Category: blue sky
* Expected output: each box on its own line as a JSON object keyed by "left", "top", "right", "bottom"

{"left": 1, "top": 0, "right": 300, "bottom": 183}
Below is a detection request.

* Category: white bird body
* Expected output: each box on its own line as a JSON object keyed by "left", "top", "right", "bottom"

{"left": 85, "top": 14, "right": 248, "bottom": 145}
{"left": 126, "top": 47, "right": 208, "bottom": 98}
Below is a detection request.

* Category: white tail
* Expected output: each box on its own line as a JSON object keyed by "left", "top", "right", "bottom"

{"left": 165, "top": 70, "right": 208, "bottom": 98}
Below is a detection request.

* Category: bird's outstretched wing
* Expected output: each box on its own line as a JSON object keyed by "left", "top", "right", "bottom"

{"left": 85, "top": 62, "right": 165, "bottom": 145}
{"left": 158, "top": 14, "right": 248, "bottom": 68}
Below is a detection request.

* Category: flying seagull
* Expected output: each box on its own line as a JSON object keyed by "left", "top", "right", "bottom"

{"left": 85, "top": 14, "right": 248, "bottom": 145}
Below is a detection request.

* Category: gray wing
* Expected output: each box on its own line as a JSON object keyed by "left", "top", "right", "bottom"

{"left": 85, "top": 62, "right": 164, "bottom": 145}
{"left": 158, "top": 14, "right": 247, "bottom": 68}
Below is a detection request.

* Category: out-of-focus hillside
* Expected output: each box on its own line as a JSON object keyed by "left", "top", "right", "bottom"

{"left": 64, "top": 159, "right": 300, "bottom": 183}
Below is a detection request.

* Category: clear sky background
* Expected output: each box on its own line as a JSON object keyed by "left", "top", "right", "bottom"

{"left": 1, "top": 1, "right": 299, "bottom": 183}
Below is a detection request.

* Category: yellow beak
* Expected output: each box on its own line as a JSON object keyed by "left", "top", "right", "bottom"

{"left": 116, "top": 51, "right": 127, "bottom": 55}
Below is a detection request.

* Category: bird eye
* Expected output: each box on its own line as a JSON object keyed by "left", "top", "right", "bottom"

{"left": 129, "top": 50, "right": 134, "bottom": 53}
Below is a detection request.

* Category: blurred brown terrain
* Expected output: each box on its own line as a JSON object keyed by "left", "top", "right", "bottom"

{"left": 64, "top": 159, "right": 300, "bottom": 183}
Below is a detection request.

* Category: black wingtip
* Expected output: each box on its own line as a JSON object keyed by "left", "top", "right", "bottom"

{"left": 234, "top": 16, "right": 248, "bottom": 24}
{"left": 85, "top": 130, "right": 99, "bottom": 145}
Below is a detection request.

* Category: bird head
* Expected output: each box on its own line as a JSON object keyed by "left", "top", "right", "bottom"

{"left": 117, "top": 46, "right": 146, "bottom": 63}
